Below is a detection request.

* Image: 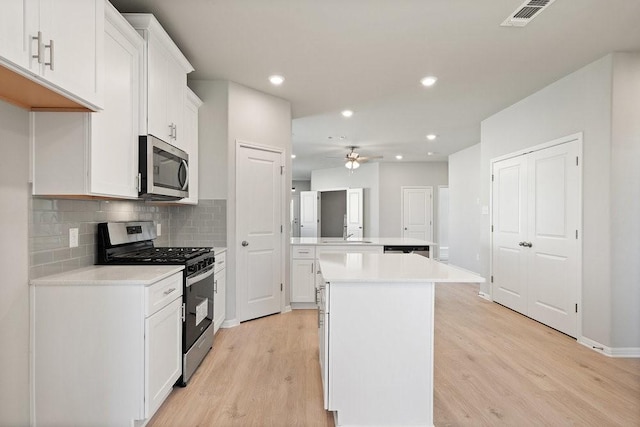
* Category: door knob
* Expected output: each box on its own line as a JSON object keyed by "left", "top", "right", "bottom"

{"left": 518, "top": 241, "right": 525, "bottom": 246}
{"left": 241, "top": 241, "right": 249, "bottom": 247}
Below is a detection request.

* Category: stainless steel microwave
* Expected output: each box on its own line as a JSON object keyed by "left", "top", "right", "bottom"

{"left": 139, "top": 135, "right": 189, "bottom": 201}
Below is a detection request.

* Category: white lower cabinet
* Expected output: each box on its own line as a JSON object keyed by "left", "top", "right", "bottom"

{"left": 31, "top": 270, "right": 183, "bottom": 426}
{"left": 291, "top": 245, "right": 317, "bottom": 306}
{"left": 213, "top": 250, "right": 227, "bottom": 334}
{"left": 145, "top": 297, "right": 182, "bottom": 417}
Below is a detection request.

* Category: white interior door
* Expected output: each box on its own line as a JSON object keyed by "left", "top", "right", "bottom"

{"left": 492, "top": 156, "right": 529, "bottom": 314}
{"left": 401, "top": 187, "right": 432, "bottom": 241}
{"left": 300, "top": 191, "right": 318, "bottom": 237}
{"left": 525, "top": 142, "right": 580, "bottom": 337}
{"left": 346, "top": 188, "right": 364, "bottom": 238}
{"left": 492, "top": 139, "right": 580, "bottom": 337}
{"left": 237, "top": 144, "right": 283, "bottom": 322}
{"left": 291, "top": 194, "right": 300, "bottom": 237}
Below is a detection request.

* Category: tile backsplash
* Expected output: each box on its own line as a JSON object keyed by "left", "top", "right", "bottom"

{"left": 29, "top": 197, "right": 227, "bottom": 279}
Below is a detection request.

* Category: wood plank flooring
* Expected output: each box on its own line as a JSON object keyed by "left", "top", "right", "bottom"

{"left": 148, "top": 283, "right": 640, "bottom": 426}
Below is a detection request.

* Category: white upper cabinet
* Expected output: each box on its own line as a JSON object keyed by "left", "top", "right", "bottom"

{"left": 178, "top": 87, "right": 202, "bottom": 205}
{"left": 123, "top": 14, "right": 194, "bottom": 149}
{"left": 0, "top": 0, "right": 104, "bottom": 110}
{"left": 0, "top": 0, "right": 29, "bottom": 69}
{"left": 32, "top": 3, "right": 144, "bottom": 199}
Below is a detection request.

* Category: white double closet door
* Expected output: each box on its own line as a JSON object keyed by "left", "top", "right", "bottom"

{"left": 492, "top": 138, "right": 581, "bottom": 337}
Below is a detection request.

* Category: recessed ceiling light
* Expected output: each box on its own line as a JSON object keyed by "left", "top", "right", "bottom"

{"left": 427, "top": 151, "right": 437, "bottom": 156}
{"left": 426, "top": 134, "right": 437, "bottom": 141}
{"left": 291, "top": 154, "right": 296, "bottom": 159}
{"left": 395, "top": 155, "right": 403, "bottom": 160}
{"left": 268, "top": 75, "right": 285, "bottom": 86}
{"left": 420, "top": 76, "right": 438, "bottom": 87}
{"left": 341, "top": 110, "right": 354, "bottom": 118}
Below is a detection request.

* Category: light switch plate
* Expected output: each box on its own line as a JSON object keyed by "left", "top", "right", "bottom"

{"left": 156, "top": 223, "right": 162, "bottom": 236}
{"left": 69, "top": 228, "right": 79, "bottom": 248}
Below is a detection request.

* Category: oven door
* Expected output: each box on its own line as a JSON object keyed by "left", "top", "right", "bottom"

{"left": 184, "top": 265, "right": 215, "bottom": 351}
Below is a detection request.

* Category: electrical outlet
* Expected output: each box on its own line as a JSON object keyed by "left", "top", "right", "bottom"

{"left": 156, "top": 223, "right": 162, "bottom": 236}
{"left": 69, "top": 228, "right": 79, "bottom": 248}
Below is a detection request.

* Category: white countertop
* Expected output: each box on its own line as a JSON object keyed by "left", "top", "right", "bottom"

{"left": 30, "top": 265, "right": 184, "bottom": 286}
{"left": 214, "top": 247, "right": 227, "bottom": 255}
{"left": 319, "top": 253, "right": 484, "bottom": 283}
{"left": 291, "top": 237, "right": 437, "bottom": 246}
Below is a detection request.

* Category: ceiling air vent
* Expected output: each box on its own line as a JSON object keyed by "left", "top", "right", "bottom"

{"left": 501, "top": 0, "right": 557, "bottom": 27}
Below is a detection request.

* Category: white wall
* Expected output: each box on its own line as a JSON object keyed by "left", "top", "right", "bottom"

{"left": 448, "top": 144, "right": 482, "bottom": 274}
{"left": 0, "top": 101, "right": 30, "bottom": 426}
{"left": 311, "top": 162, "right": 379, "bottom": 237}
{"left": 190, "top": 79, "right": 292, "bottom": 322}
{"left": 378, "top": 162, "right": 448, "bottom": 238}
{"left": 481, "top": 53, "right": 640, "bottom": 349}
{"left": 189, "top": 80, "right": 229, "bottom": 199}
{"left": 610, "top": 53, "right": 640, "bottom": 348}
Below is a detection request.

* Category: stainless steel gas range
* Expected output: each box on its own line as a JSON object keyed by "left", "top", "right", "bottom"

{"left": 97, "top": 221, "right": 215, "bottom": 385}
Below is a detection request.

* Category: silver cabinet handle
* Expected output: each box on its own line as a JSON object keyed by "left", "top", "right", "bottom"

{"left": 169, "top": 124, "right": 174, "bottom": 139}
{"left": 214, "top": 279, "right": 218, "bottom": 293}
{"left": 311, "top": 263, "right": 314, "bottom": 273}
{"left": 32, "top": 31, "right": 43, "bottom": 63}
{"left": 518, "top": 241, "right": 533, "bottom": 248}
{"left": 242, "top": 241, "right": 249, "bottom": 247}
{"left": 163, "top": 288, "right": 176, "bottom": 295}
{"left": 44, "top": 38, "right": 54, "bottom": 70}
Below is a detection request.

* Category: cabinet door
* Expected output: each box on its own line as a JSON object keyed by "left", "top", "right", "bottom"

{"left": 38, "top": 0, "right": 104, "bottom": 108}
{"left": 145, "top": 297, "right": 182, "bottom": 418}
{"left": 0, "top": 0, "right": 29, "bottom": 68}
{"left": 89, "top": 10, "right": 142, "bottom": 198}
{"left": 178, "top": 88, "right": 201, "bottom": 204}
{"left": 147, "top": 34, "right": 171, "bottom": 142}
{"left": 291, "top": 259, "right": 316, "bottom": 303}
{"left": 167, "top": 58, "right": 185, "bottom": 148}
{"left": 213, "top": 267, "right": 226, "bottom": 334}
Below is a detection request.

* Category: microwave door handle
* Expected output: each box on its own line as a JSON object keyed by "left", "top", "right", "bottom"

{"left": 179, "top": 159, "right": 189, "bottom": 191}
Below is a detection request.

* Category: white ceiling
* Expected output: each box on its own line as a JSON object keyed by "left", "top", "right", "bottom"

{"left": 110, "top": 0, "right": 640, "bottom": 179}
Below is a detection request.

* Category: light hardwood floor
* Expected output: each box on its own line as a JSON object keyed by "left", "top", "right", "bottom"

{"left": 148, "top": 283, "right": 640, "bottom": 426}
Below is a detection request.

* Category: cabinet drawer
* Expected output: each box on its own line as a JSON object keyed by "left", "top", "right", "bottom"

{"left": 214, "top": 252, "right": 226, "bottom": 274}
{"left": 145, "top": 272, "right": 183, "bottom": 317}
{"left": 292, "top": 246, "right": 315, "bottom": 259}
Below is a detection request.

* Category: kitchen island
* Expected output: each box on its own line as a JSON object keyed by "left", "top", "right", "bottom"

{"left": 317, "top": 252, "right": 484, "bottom": 426}
{"left": 290, "top": 237, "right": 437, "bottom": 308}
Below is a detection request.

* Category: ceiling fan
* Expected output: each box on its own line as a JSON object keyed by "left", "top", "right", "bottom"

{"left": 342, "top": 146, "right": 382, "bottom": 170}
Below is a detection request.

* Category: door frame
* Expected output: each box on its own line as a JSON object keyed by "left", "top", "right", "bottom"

{"left": 437, "top": 185, "right": 449, "bottom": 261}
{"left": 400, "top": 186, "right": 433, "bottom": 240}
{"left": 489, "top": 132, "right": 583, "bottom": 339}
{"left": 235, "top": 140, "right": 287, "bottom": 320}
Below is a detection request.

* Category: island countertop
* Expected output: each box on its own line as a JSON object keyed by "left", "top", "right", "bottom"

{"left": 318, "top": 252, "right": 484, "bottom": 283}
{"left": 291, "top": 237, "right": 437, "bottom": 246}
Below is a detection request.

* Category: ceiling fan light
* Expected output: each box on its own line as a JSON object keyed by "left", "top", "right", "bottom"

{"left": 345, "top": 160, "right": 360, "bottom": 169}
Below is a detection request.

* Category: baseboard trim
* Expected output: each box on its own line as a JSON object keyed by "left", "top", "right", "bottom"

{"left": 291, "top": 302, "right": 318, "bottom": 310}
{"left": 578, "top": 336, "right": 640, "bottom": 358}
{"left": 282, "top": 305, "right": 292, "bottom": 313}
{"left": 478, "top": 291, "right": 492, "bottom": 301}
{"left": 220, "top": 318, "right": 240, "bottom": 329}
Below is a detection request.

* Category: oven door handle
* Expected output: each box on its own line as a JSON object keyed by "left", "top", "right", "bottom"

{"left": 186, "top": 265, "right": 215, "bottom": 288}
